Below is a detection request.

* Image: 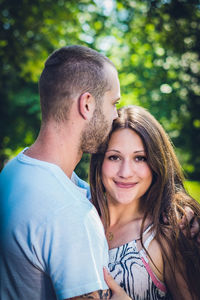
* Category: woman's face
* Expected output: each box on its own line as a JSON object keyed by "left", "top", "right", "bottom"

{"left": 102, "top": 128, "right": 153, "bottom": 206}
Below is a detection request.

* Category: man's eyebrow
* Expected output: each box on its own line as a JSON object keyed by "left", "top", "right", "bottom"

{"left": 106, "top": 149, "right": 121, "bottom": 153}
{"left": 113, "top": 97, "right": 120, "bottom": 103}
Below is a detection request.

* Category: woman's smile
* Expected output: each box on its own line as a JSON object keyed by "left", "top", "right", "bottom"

{"left": 114, "top": 181, "right": 138, "bottom": 189}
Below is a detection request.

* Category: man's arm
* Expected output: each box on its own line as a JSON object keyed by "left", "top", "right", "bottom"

{"left": 68, "top": 288, "right": 111, "bottom": 299}
{"left": 67, "top": 268, "right": 132, "bottom": 300}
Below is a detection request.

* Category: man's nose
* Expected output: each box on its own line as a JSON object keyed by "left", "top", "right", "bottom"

{"left": 113, "top": 107, "right": 118, "bottom": 120}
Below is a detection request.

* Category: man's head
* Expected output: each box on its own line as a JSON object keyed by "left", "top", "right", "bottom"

{"left": 39, "top": 45, "right": 116, "bottom": 123}
{"left": 39, "top": 45, "right": 120, "bottom": 153}
{"left": 81, "top": 63, "right": 120, "bottom": 153}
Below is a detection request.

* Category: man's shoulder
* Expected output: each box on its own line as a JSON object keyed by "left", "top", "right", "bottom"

{"left": 71, "top": 172, "right": 91, "bottom": 200}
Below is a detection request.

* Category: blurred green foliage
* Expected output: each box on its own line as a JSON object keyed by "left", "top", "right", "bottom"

{"left": 184, "top": 181, "right": 200, "bottom": 203}
{"left": 1, "top": 0, "right": 200, "bottom": 181}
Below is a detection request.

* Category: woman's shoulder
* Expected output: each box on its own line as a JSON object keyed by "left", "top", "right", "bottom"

{"left": 145, "top": 234, "right": 164, "bottom": 282}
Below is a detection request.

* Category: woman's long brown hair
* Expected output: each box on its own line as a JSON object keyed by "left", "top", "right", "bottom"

{"left": 90, "top": 105, "right": 200, "bottom": 299}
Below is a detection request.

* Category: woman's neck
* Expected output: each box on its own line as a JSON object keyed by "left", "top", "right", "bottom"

{"left": 105, "top": 200, "right": 152, "bottom": 249}
{"left": 108, "top": 200, "right": 143, "bottom": 228}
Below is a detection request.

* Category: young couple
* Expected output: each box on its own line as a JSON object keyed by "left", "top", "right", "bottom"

{"left": 0, "top": 45, "right": 199, "bottom": 300}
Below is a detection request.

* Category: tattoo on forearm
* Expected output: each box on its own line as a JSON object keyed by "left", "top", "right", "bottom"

{"left": 80, "top": 289, "right": 111, "bottom": 299}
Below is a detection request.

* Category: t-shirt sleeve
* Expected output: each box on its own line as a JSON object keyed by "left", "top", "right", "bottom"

{"left": 32, "top": 203, "right": 109, "bottom": 299}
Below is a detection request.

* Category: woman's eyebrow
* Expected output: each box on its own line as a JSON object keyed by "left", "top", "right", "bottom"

{"left": 106, "top": 149, "right": 145, "bottom": 154}
{"left": 134, "top": 150, "right": 145, "bottom": 153}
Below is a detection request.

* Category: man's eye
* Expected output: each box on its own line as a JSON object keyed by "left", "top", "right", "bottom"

{"left": 108, "top": 155, "right": 120, "bottom": 161}
{"left": 114, "top": 101, "right": 120, "bottom": 106}
{"left": 135, "top": 156, "right": 147, "bottom": 162}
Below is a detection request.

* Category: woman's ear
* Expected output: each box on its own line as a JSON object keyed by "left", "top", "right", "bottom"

{"left": 78, "top": 92, "right": 95, "bottom": 120}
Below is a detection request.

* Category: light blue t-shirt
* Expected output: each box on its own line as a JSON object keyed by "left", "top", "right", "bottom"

{"left": 0, "top": 150, "right": 109, "bottom": 299}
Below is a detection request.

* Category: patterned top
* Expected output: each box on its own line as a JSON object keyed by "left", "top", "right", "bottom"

{"left": 108, "top": 225, "right": 172, "bottom": 300}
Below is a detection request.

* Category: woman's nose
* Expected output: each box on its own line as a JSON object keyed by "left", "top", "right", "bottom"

{"left": 118, "top": 160, "right": 134, "bottom": 178}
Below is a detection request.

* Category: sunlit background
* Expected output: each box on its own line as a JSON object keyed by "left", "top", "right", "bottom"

{"left": 1, "top": 0, "right": 200, "bottom": 200}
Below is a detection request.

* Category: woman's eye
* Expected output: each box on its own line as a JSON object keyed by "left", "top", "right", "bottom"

{"left": 108, "top": 155, "right": 120, "bottom": 161}
{"left": 135, "top": 156, "right": 147, "bottom": 162}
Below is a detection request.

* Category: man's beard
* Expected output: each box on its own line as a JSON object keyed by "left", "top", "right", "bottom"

{"left": 81, "top": 107, "right": 111, "bottom": 154}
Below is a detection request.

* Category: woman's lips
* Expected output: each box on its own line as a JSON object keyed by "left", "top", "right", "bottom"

{"left": 114, "top": 181, "right": 137, "bottom": 188}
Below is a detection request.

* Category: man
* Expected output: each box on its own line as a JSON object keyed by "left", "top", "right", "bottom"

{"left": 0, "top": 45, "right": 122, "bottom": 299}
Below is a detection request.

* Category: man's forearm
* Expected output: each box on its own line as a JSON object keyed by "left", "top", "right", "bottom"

{"left": 68, "top": 289, "right": 111, "bottom": 300}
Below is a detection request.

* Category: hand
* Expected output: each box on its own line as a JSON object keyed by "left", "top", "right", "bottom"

{"left": 163, "top": 206, "right": 200, "bottom": 245}
{"left": 103, "top": 267, "right": 132, "bottom": 300}
{"left": 179, "top": 206, "right": 200, "bottom": 244}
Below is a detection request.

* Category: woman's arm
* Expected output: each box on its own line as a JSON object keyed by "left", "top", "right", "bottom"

{"left": 161, "top": 234, "right": 198, "bottom": 300}
{"left": 146, "top": 228, "right": 199, "bottom": 299}
{"left": 164, "top": 255, "right": 195, "bottom": 299}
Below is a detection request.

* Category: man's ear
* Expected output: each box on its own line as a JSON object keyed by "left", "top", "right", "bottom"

{"left": 78, "top": 92, "right": 95, "bottom": 120}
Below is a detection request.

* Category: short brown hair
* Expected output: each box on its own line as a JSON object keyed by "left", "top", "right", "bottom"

{"left": 39, "top": 45, "right": 115, "bottom": 122}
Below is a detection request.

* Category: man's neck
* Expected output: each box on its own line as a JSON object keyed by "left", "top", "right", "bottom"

{"left": 25, "top": 121, "right": 83, "bottom": 178}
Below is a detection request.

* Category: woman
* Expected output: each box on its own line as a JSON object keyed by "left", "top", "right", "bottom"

{"left": 90, "top": 105, "right": 200, "bottom": 299}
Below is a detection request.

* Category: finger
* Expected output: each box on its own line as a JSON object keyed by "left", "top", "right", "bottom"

{"left": 179, "top": 215, "right": 188, "bottom": 237}
{"left": 103, "top": 267, "right": 121, "bottom": 293}
{"left": 103, "top": 268, "right": 132, "bottom": 300}
{"left": 190, "top": 218, "right": 199, "bottom": 238}
{"left": 179, "top": 206, "right": 194, "bottom": 231}
{"left": 184, "top": 206, "right": 194, "bottom": 223}
{"left": 162, "top": 212, "right": 169, "bottom": 225}
{"left": 174, "top": 206, "right": 180, "bottom": 220}
{"left": 196, "top": 232, "right": 200, "bottom": 245}
{"left": 179, "top": 214, "right": 187, "bottom": 230}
